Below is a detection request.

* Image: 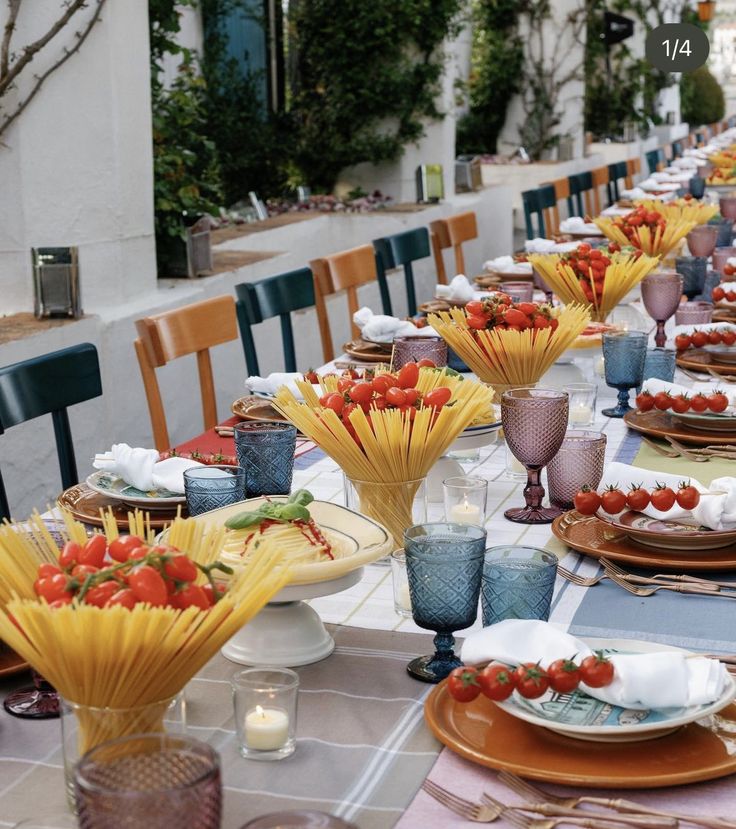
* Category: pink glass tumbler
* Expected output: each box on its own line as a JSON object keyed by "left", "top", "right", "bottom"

{"left": 547, "top": 430, "right": 607, "bottom": 509}
{"left": 501, "top": 388, "right": 569, "bottom": 524}
{"left": 641, "top": 271, "right": 683, "bottom": 347}
{"left": 686, "top": 225, "right": 719, "bottom": 258}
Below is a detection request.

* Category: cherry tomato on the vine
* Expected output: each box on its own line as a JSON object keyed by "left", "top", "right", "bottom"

{"left": 477, "top": 663, "right": 516, "bottom": 701}
{"left": 108, "top": 535, "right": 144, "bottom": 563}
{"left": 446, "top": 667, "right": 481, "bottom": 702}
{"left": 573, "top": 486, "right": 601, "bottom": 516}
{"left": 547, "top": 658, "right": 581, "bottom": 694}
{"left": 580, "top": 652, "right": 615, "bottom": 687}
{"left": 651, "top": 484, "right": 676, "bottom": 512}
{"left": 513, "top": 663, "right": 549, "bottom": 699}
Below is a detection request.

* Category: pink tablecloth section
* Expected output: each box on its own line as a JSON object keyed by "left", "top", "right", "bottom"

{"left": 396, "top": 748, "right": 736, "bottom": 829}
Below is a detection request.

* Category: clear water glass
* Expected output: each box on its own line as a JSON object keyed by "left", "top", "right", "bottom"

{"left": 390, "top": 550, "right": 412, "bottom": 618}
{"left": 234, "top": 421, "right": 297, "bottom": 497}
{"left": 481, "top": 546, "right": 557, "bottom": 626}
{"left": 563, "top": 383, "right": 597, "bottom": 427}
{"left": 546, "top": 430, "right": 607, "bottom": 509}
{"left": 675, "top": 256, "right": 707, "bottom": 299}
{"left": 640, "top": 271, "right": 683, "bottom": 348}
{"left": 183, "top": 465, "right": 245, "bottom": 516}
{"left": 442, "top": 476, "right": 487, "bottom": 526}
{"left": 392, "top": 336, "right": 447, "bottom": 369}
{"left": 74, "top": 735, "right": 221, "bottom": 829}
{"left": 675, "top": 301, "right": 713, "bottom": 325}
{"left": 404, "top": 523, "right": 486, "bottom": 683}
{"left": 601, "top": 331, "right": 647, "bottom": 418}
{"left": 231, "top": 668, "right": 299, "bottom": 761}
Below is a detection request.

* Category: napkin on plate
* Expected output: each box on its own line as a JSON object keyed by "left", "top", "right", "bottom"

{"left": 639, "top": 179, "right": 681, "bottom": 192}
{"left": 436, "top": 274, "right": 475, "bottom": 303}
{"left": 93, "top": 444, "right": 201, "bottom": 494}
{"left": 641, "top": 377, "right": 736, "bottom": 409}
{"left": 460, "top": 619, "right": 730, "bottom": 710}
{"left": 247, "top": 372, "right": 308, "bottom": 398}
{"left": 523, "top": 238, "right": 579, "bottom": 254}
{"left": 559, "top": 217, "right": 601, "bottom": 234}
{"left": 483, "top": 256, "right": 533, "bottom": 274}
{"left": 352, "top": 307, "right": 436, "bottom": 344}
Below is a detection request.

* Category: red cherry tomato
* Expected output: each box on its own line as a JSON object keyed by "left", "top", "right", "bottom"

{"left": 674, "top": 334, "right": 692, "bottom": 351}
{"left": 71, "top": 564, "right": 99, "bottom": 579}
{"left": 78, "top": 534, "right": 107, "bottom": 568}
{"left": 59, "top": 541, "right": 81, "bottom": 570}
{"left": 171, "top": 584, "right": 210, "bottom": 611}
{"left": 38, "top": 563, "right": 62, "bottom": 579}
{"left": 106, "top": 588, "right": 138, "bottom": 610}
{"left": 477, "top": 663, "right": 516, "bottom": 701}
{"left": 653, "top": 391, "right": 672, "bottom": 411}
{"left": 416, "top": 358, "right": 436, "bottom": 368}
{"left": 708, "top": 330, "right": 723, "bottom": 345}
{"left": 547, "top": 658, "right": 581, "bottom": 694}
{"left": 600, "top": 486, "right": 626, "bottom": 514}
{"left": 626, "top": 486, "right": 650, "bottom": 511}
{"left": 580, "top": 652, "right": 615, "bottom": 687}
{"left": 84, "top": 580, "right": 120, "bottom": 608}
{"left": 164, "top": 555, "right": 198, "bottom": 583}
{"left": 403, "top": 388, "right": 420, "bottom": 405}
{"left": 722, "top": 330, "right": 736, "bottom": 345}
{"left": 128, "top": 566, "right": 168, "bottom": 607}
{"left": 573, "top": 486, "right": 601, "bottom": 516}
{"left": 108, "top": 535, "right": 145, "bottom": 563}
{"left": 446, "top": 667, "right": 481, "bottom": 702}
{"left": 635, "top": 391, "right": 654, "bottom": 412}
{"left": 35, "top": 573, "right": 72, "bottom": 603}
{"left": 396, "top": 362, "right": 420, "bottom": 389}
{"left": 692, "top": 330, "right": 708, "bottom": 348}
{"left": 202, "top": 583, "right": 224, "bottom": 606}
{"left": 324, "top": 393, "right": 345, "bottom": 415}
{"left": 676, "top": 482, "right": 700, "bottom": 510}
{"left": 465, "top": 300, "right": 484, "bottom": 317}
{"left": 423, "top": 387, "right": 452, "bottom": 410}
{"left": 385, "top": 387, "right": 407, "bottom": 407}
{"left": 690, "top": 394, "right": 709, "bottom": 412}
{"left": 348, "top": 382, "right": 373, "bottom": 404}
{"left": 671, "top": 394, "right": 691, "bottom": 414}
{"left": 513, "top": 663, "right": 549, "bottom": 699}
{"left": 371, "top": 375, "right": 392, "bottom": 395}
{"left": 651, "top": 484, "right": 676, "bottom": 511}
{"left": 708, "top": 392, "right": 729, "bottom": 413}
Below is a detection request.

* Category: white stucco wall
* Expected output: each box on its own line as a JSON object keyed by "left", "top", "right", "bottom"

{"left": 0, "top": 0, "right": 157, "bottom": 315}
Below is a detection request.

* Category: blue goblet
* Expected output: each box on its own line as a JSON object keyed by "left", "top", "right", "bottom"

{"left": 602, "top": 331, "right": 647, "bottom": 418}
{"left": 404, "top": 523, "right": 486, "bottom": 683}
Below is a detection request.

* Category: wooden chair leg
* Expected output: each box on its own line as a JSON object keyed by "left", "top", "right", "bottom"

{"left": 453, "top": 245, "right": 466, "bottom": 277}
{"left": 135, "top": 339, "right": 171, "bottom": 452}
{"left": 196, "top": 350, "right": 218, "bottom": 432}
{"left": 430, "top": 231, "right": 448, "bottom": 285}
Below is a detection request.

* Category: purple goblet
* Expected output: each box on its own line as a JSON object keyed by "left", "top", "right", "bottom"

{"left": 547, "top": 430, "right": 607, "bottom": 509}
{"left": 686, "top": 225, "right": 719, "bottom": 258}
{"left": 640, "top": 271, "right": 683, "bottom": 347}
{"left": 3, "top": 670, "right": 60, "bottom": 719}
{"left": 501, "top": 388, "right": 569, "bottom": 524}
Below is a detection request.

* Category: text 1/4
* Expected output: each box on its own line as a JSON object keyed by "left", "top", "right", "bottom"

{"left": 661, "top": 39, "right": 692, "bottom": 61}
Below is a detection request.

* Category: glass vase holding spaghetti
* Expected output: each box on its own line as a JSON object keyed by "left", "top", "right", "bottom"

{"left": 0, "top": 511, "right": 290, "bottom": 794}
{"left": 427, "top": 295, "right": 590, "bottom": 400}
{"left": 528, "top": 247, "right": 659, "bottom": 323}
{"left": 274, "top": 363, "right": 493, "bottom": 548}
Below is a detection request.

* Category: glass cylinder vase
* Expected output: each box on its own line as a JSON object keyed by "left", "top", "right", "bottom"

{"left": 344, "top": 476, "right": 427, "bottom": 551}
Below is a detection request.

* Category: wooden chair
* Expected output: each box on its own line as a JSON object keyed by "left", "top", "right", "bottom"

{"left": 590, "top": 166, "right": 609, "bottom": 215}
{"left": 607, "top": 161, "right": 628, "bottom": 204}
{"left": 0, "top": 343, "right": 103, "bottom": 520}
{"left": 625, "top": 157, "right": 641, "bottom": 189}
{"left": 646, "top": 148, "right": 665, "bottom": 175}
{"left": 545, "top": 178, "right": 575, "bottom": 229}
{"left": 309, "top": 244, "right": 381, "bottom": 363}
{"left": 373, "top": 226, "right": 431, "bottom": 317}
{"left": 521, "top": 187, "right": 547, "bottom": 239}
{"left": 568, "top": 171, "right": 594, "bottom": 216}
{"left": 671, "top": 140, "right": 683, "bottom": 160}
{"left": 429, "top": 211, "right": 478, "bottom": 280}
{"left": 134, "top": 295, "right": 239, "bottom": 452}
{"left": 429, "top": 219, "right": 451, "bottom": 285}
{"left": 235, "top": 268, "right": 316, "bottom": 376}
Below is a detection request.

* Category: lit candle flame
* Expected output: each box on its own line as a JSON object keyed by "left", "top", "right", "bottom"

{"left": 255, "top": 704, "right": 265, "bottom": 718}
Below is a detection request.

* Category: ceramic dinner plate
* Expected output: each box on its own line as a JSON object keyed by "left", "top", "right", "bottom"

{"left": 341, "top": 339, "right": 392, "bottom": 364}
{"left": 493, "top": 639, "right": 736, "bottom": 742}
{"left": 672, "top": 411, "right": 736, "bottom": 433}
{"left": 703, "top": 344, "right": 736, "bottom": 365}
{"left": 232, "top": 395, "right": 289, "bottom": 423}
{"left": 551, "top": 511, "right": 736, "bottom": 570}
{"left": 85, "top": 470, "right": 185, "bottom": 510}
{"left": 676, "top": 350, "right": 736, "bottom": 377}
{"left": 623, "top": 409, "right": 736, "bottom": 446}
{"left": 596, "top": 509, "right": 736, "bottom": 551}
{"left": 57, "top": 484, "right": 182, "bottom": 530}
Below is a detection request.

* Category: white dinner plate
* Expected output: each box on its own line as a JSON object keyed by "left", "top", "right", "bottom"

{"left": 494, "top": 637, "right": 736, "bottom": 743}
{"left": 85, "top": 470, "right": 186, "bottom": 510}
{"left": 672, "top": 411, "right": 736, "bottom": 433}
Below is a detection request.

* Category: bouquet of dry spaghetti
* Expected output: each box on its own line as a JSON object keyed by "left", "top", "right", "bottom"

{"left": 274, "top": 365, "right": 492, "bottom": 546}
{"left": 0, "top": 513, "right": 288, "bottom": 755}
{"left": 528, "top": 245, "right": 659, "bottom": 322}
{"left": 594, "top": 205, "right": 696, "bottom": 257}
{"left": 633, "top": 198, "right": 719, "bottom": 225}
{"left": 428, "top": 296, "right": 589, "bottom": 390}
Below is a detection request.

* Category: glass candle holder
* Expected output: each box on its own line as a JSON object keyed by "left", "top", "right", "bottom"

{"left": 390, "top": 550, "right": 412, "bottom": 618}
{"left": 500, "top": 282, "right": 534, "bottom": 302}
{"left": 481, "top": 546, "right": 557, "bottom": 627}
{"left": 641, "top": 271, "right": 684, "bottom": 347}
{"left": 183, "top": 465, "right": 245, "bottom": 516}
{"left": 442, "top": 476, "right": 488, "bottom": 526}
{"left": 344, "top": 475, "right": 427, "bottom": 552}
{"left": 712, "top": 247, "right": 736, "bottom": 274}
{"left": 404, "top": 523, "right": 486, "bottom": 682}
{"left": 675, "top": 256, "right": 707, "bottom": 299}
{"left": 74, "top": 734, "right": 221, "bottom": 829}
{"left": 675, "top": 300, "right": 714, "bottom": 325}
{"left": 686, "top": 225, "right": 718, "bottom": 258}
{"left": 234, "top": 421, "right": 297, "bottom": 498}
{"left": 501, "top": 388, "right": 569, "bottom": 524}
{"left": 61, "top": 694, "right": 186, "bottom": 806}
{"left": 392, "top": 336, "right": 447, "bottom": 370}
{"left": 547, "top": 430, "right": 607, "bottom": 509}
{"left": 232, "top": 668, "right": 299, "bottom": 761}
{"left": 641, "top": 347, "right": 676, "bottom": 386}
{"left": 563, "top": 383, "right": 597, "bottom": 427}
{"left": 601, "top": 331, "right": 647, "bottom": 418}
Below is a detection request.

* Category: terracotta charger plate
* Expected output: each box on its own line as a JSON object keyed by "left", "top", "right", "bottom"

{"left": 341, "top": 339, "right": 392, "bottom": 364}
{"left": 57, "top": 484, "right": 183, "bottom": 530}
{"left": 551, "top": 511, "right": 736, "bottom": 570}
{"left": 231, "top": 395, "right": 289, "bottom": 424}
{"left": 424, "top": 682, "right": 736, "bottom": 788}
{"left": 676, "top": 350, "right": 736, "bottom": 377}
{"left": 0, "top": 644, "right": 29, "bottom": 677}
{"left": 622, "top": 409, "right": 736, "bottom": 446}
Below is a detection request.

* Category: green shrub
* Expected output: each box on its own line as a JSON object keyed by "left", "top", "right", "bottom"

{"left": 681, "top": 65, "right": 725, "bottom": 126}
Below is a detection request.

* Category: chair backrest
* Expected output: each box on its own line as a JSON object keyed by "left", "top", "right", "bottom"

{"left": 671, "top": 141, "right": 683, "bottom": 160}
{"left": 134, "top": 295, "right": 238, "bottom": 452}
{"left": 646, "top": 148, "right": 665, "bottom": 175}
{"left": 445, "top": 211, "right": 478, "bottom": 276}
{"left": 429, "top": 218, "right": 451, "bottom": 285}
{"left": 590, "top": 166, "right": 609, "bottom": 215}
{"left": 625, "top": 157, "right": 641, "bottom": 189}
{"left": 607, "top": 161, "right": 628, "bottom": 204}
{"left": 521, "top": 188, "right": 546, "bottom": 239}
{"left": 234, "top": 268, "right": 315, "bottom": 376}
{"left": 373, "top": 227, "right": 431, "bottom": 317}
{"left": 568, "top": 171, "right": 594, "bottom": 216}
{"left": 547, "top": 177, "right": 574, "bottom": 225}
{"left": 0, "top": 343, "right": 102, "bottom": 520}
{"left": 309, "top": 244, "right": 379, "bottom": 357}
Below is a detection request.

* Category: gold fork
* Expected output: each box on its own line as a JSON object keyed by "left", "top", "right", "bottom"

{"left": 480, "top": 793, "right": 671, "bottom": 829}
{"left": 560, "top": 562, "right": 721, "bottom": 591}
{"left": 602, "top": 566, "right": 736, "bottom": 598}
{"left": 421, "top": 779, "right": 503, "bottom": 822}
{"left": 497, "top": 771, "right": 736, "bottom": 829}
{"left": 601, "top": 558, "right": 735, "bottom": 591}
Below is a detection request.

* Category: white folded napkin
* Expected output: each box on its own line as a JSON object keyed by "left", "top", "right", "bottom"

{"left": 93, "top": 444, "right": 201, "bottom": 494}
{"left": 247, "top": 372, "right": 307, "bottom": 398}
{"left": 435, "top": 274, "right": 475, "bottom": 303}
{"left": 559, "top": 217, "right": 601, "bottom": 234}
{"left": 695, "top": 477, "right": 736, "bottom": 530}
{"left": 642, "top": 377, "right": 736, "bottom": 409}
{"left": 639, "top": 179, "right": 681, "bottom": 192}
{"left": 600, "top": 206, "right": 633, "bottom": 217}
{"left": 621, "top": 187, "right": 648, "bottom": 200}
{"left": 483, "top": 257, "right": 533, "bottom": 274}
{"left": 352, "top": 307, "right": 435, "bottom": 344}
{"left": 652, "top": 171, "right": 694, "bottom": 183}
{"left": 460, "top": 620, "right": 730, "bottom": 710}
{"left": 523, "top": 238, "right": 578, "bottom": 254}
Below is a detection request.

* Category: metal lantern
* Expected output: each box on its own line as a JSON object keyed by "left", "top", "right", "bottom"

{"left": 455, "top": 156, "right": 482, "bottom": 192}
{"left": 416, "top": 164, "right": 444, "bottom": 203}
{"left": 31, "top": 247, "right": 81, "bottom": 318}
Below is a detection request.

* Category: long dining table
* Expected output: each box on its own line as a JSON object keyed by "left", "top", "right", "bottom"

{"left": 3, "top": 309, "right": 736, "bottom": 828}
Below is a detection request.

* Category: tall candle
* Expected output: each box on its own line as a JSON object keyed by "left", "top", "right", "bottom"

{"left": 245, "top": 705, "right": 289, "bottom": 751}
{"left": 449, "top": 499, "right": 481, "bottom": 525}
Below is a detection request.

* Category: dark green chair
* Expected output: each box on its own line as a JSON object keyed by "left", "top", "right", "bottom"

{"left": 522, "top": 187, "right": 547, "bottom": 239}
{"left": 568, "top": 172, "right": 594, "bottom": 216}
{"left": 0, "top": 343, "right": 103, "bottom": 520}
{"left": 607, "top": 161, "right": 628, "bottom": 204}
{"left": 671, "top": 141, "right": 683, "bottom": 160}
{"left": 235, "top": 268, "right": 317, "bottom": 376}
{"left": 373, "top": 227, "right": 431, "bottom": 317}
{"left": 646, "top": 148, "right": 664, "bottom": 175}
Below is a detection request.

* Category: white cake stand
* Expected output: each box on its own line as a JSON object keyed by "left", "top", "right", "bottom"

{"left": 221, "top": 567, "right": 364, "bottom": 667}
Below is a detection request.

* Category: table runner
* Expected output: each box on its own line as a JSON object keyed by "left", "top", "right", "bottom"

{"left": 0, "top": 626, "right": 442, "bottom": 829}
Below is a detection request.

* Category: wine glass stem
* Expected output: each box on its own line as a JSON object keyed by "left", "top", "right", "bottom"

{"left": 617, "top": 387, "right": 631, "bottom": 412}
{"left": 523, "top": 467, "right": 545, "bottom": 510}
{"left": 433, "top": 631, "right": 456, "bottom": 658}
{"left": 654, "top": 321, "right": 666, "bottom": 348}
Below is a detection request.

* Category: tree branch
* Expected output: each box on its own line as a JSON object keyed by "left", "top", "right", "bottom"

{"left": 0, "top": 0, "right": 107, "bottom": 140}
{"left": 0, "top": 0, "right": 89, "bottom": 97}
{"left": 1, "top": 0, "right": 22, "bottom": 78}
